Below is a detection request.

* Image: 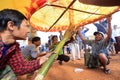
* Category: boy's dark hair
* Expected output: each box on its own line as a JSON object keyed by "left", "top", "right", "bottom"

{"left": 0, "top": 9, "right": 27, "bottom": 32}
{"left": 32, "top": 37, "right": 41, "bottom": 43}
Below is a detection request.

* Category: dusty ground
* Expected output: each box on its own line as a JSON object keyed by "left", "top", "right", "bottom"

{"left": 44, "top": 52, "right": 120, "bottom": 80}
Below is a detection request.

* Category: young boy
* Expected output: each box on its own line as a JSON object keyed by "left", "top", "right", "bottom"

{"left": 0, "top": 9, "right": 52, "bottom": 80}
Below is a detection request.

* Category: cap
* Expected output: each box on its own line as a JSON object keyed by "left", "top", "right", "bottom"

{"left": 93, "top": 31, "right": 104, "bottom": 37}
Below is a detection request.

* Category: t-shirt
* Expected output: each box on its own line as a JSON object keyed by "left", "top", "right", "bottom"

{"left": 22, "top": 44, "right": 37, "bottom": 60}
{"left": 51, "top": 43, "right": 63, "bottom": 55}
{"left": 2, "top": 44, "right": 10, "bottom": 57}
{"left": 84, "top": 39, "right": 109, "bottom": 56}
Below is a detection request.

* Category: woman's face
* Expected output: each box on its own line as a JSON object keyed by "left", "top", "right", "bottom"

{"left": 53, "top": 36, "right": 58, "bottom": 44}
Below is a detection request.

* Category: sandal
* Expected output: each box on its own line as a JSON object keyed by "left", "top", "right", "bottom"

{"left": 104, "top": 69, "right": 110, "bottom": 74}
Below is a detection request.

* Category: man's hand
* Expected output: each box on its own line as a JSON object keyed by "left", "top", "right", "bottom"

{"left": 37, "top": 52, "right": 47, "bottom": 57}
{"left": 45, "top": 51, "right": 55, "bottom": 58}
{"left": 38, "top": 51, "right": 55, "bottom": 65}
{"left": 38, "top": 56, "right": 48, "bottom": 65}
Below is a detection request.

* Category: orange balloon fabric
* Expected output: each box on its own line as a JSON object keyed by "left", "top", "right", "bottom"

{"left": 0, "top": 0, "right": 119, "bottom": 32}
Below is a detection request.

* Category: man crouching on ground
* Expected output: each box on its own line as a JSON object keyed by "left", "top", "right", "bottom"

{"left": 77, "top": 15, "right": 112, "bottom": 74}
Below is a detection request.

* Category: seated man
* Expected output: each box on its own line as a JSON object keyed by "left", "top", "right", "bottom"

{"left": 22, "top": 37, "right": 48, "bottom": 60}
{"left": 21, "top": 37, "right": 53, "bottom": 79}
{"left": 77, "top": 16, "right": 112, "bottom": 74}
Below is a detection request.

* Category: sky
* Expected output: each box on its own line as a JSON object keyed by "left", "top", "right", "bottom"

{"left": 111, "top": 11, "right": 120, "bottom": 26}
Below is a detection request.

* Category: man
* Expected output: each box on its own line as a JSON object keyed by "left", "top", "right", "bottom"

{"left": 22, "top": 36, "right": 50, "bottom": 79}
{"left": 76, "top": 27, "right": 89, "bottom": 55}
{"left": 112, "top": 25, "right": 120, "bottom": 54}
{"left": 0, "top": 9, "right": 52, "bottom": 79}
{"left": 66, "top": 35, "right": 81, "bottom": 61}
{"left": 22, "top": 37, "right": 43, "bottom": 60}
{"left": 77, "top": 16, "right": 112, "bottom": 74}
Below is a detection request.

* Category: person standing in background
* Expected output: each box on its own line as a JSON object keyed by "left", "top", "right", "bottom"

{"left": 76, "top": 27, "right": 89, "bottom": 56}
{"left": 67, "top": 34, "right": 81, "bottom": 61}
{"left": 112, "top": 25, "right": 120, "bottom": 42}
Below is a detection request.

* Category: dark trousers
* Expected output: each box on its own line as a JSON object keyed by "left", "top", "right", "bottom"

{"left": 57, "top": 54, "right": 70, "bottom": 62}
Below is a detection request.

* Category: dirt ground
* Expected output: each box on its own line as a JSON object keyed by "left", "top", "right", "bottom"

{"left": 44, "top": 52, "right": 120, "bottom": 80}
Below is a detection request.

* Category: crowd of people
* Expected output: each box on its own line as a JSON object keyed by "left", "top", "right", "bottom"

{"left": 0, "top": 9, "right": 120, "bottom": 80}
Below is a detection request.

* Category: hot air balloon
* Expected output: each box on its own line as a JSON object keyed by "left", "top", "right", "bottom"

{"left": 0, "top": 0, "right": 120, "bottom": 80}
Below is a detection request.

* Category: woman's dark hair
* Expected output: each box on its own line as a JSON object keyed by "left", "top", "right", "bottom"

{"left": 0, "top": 9, "right": 27, "bottom": 32}
{"left": 32, "top": 37, "right": 41, "bottom": 43}
{"left": 51, "top": 35, "right": 58, "bottom": 42}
